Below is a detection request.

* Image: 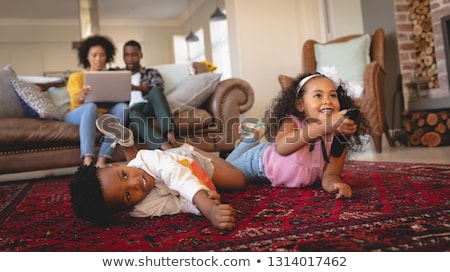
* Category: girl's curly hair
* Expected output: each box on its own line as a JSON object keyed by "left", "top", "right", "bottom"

{"left": 264, "top": 72, "right": 370, "bottom": 153}
{"left": 77, "top": 35, "right": 116, "bottom": 68}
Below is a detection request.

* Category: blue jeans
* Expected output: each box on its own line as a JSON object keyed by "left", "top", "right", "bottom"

{"left": 64, "top": 102, "right": 129, "bottom": 160}
{"left": 225, "top": 136, "right": 270, "bottom": 183}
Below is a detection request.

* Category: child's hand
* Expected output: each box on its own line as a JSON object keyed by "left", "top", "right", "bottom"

{"left": 331, "top": 182, "right": 352, "bottom": 199}
{"left": 209, "top": 204, "right": 236, "bottom": 230}
{"left": 335, "top": 117, "right": 357, "bottom": 136}
{"left": 207, "top": 190, "right": 221, "bottom": 205}
{"left": 193, "top": 190, "right": 236, "bottom": 230}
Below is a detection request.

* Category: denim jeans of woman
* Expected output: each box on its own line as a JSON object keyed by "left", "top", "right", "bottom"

{"left": 64, "top": 102, "right": 129, "bottom": 160}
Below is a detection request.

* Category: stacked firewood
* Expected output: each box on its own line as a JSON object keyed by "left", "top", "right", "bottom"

{"left": 402, "top": 110, "right": 450, "bottom": 147}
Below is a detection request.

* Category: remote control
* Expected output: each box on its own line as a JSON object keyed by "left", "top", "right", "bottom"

{"left": 331, "top": 108, "right": 360, "bottom": 157}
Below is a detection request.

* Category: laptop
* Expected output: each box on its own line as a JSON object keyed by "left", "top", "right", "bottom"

{"left": 84, "top": 70, "right": 131, "bottom": 103}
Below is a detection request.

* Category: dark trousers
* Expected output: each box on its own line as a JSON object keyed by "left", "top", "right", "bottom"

{"left": 129, "top": 87, "right": 175, "bottom": 149}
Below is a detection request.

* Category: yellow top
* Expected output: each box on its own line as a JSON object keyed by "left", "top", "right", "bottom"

{"left": 66, "top": 71, "right": 107, "bottom": 114}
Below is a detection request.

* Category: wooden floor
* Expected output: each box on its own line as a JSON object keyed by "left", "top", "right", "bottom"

{"left": 351, "top": 133, "right": 450, "bottom": 164}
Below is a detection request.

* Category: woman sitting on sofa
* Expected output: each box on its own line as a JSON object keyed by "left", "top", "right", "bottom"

{"left": 65, "top": 35, "right": 129, "bottom": 168}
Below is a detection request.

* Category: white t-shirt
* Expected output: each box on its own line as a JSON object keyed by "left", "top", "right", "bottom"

{"left": 129, "top": 72, "right": 147, "bottom": 107}
{"left": 127, "top": 149, "right": 215, "bottom": 217}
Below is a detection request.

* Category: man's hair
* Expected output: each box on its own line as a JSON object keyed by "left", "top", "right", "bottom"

{"left": 124, "top": 40, "right": 142, "bottom": 51}
{"left": 69, "top": 163, "right": 111, "bottom": 225}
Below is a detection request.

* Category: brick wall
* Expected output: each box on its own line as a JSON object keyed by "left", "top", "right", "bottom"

{"left": 395, "top": 0, "right": 450, "bottom": 107}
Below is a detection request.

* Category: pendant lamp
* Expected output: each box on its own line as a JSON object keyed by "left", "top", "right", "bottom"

{"left": 185, "top": 30, "right": 199, "bottom": 42}
{"left": 185, "top": 0, "right": 199, "bottom": 42}
{"left": 210, "top": 2, "right": 226, "bottom": 21}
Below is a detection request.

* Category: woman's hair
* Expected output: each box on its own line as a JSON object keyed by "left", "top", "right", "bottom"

{"left": 77, "top": 35, "right": 116, "bottom": 68}
{"left": 69, "top": 163, "right": 111, "bottom": 225}
{"left": 265, "top": 72, "right": 370, "bottom": 153}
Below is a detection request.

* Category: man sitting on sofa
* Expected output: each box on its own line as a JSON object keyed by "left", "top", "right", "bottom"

{"left": 123, "top": 40, "right": 178, "bottom": 150}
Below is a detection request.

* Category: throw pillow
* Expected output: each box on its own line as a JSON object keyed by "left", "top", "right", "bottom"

{"left": 10, "top": 78, "right": 64, "bottom": 120}
{"left": 166, "top": 73, "right": 222, "bottom": 113}
{"left": 0, "top": 65, "right": 28, "bottom": 118}
{"left": 152, "top": 63, "right": 195, "bottom": 95}
{"left": 18, "top": 76, "right": 70, "bottom": 116}
{"left": 278, "top": 74, "right": 295, "bottom": 92}
{"left": 314, "top": 34, "right": 371, "bottom": 83}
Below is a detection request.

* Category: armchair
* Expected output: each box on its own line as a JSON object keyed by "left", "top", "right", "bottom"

{"left": 301, "top": 28, "right": 395, "bottom": 153}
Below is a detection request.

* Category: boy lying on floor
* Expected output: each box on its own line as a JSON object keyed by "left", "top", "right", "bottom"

{"left": 69, "top": 114, "right": 246, "bottom": 230}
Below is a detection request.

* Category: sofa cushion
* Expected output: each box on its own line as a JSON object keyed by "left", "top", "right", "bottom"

{"left": 166, "top": 73, "right": 222, "bottom": 113}
{"left": 152, "top": 63, "right": 195, "bottom": 95}
{"left": 0, "top": 65, "right": 28, "bottom": 118}
{"left": 10, "top": 78, "right": 64, "bottom": 120}
{"left": 0, "top": 118, "right": 79, "bottom": 146}
{"left": 18, "top": 76, "right": 70, "bottom": 116}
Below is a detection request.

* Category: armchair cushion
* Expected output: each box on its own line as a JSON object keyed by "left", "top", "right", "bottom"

{"left": 314, "top": 34, "right": 371, "bottom": 83}
{"left": 166, "top": 73, "right": 221, "bottom": 113}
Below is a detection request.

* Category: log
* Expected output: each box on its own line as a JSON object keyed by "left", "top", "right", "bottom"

{"left": 410, "top": 127, "right": 431, "bottom": 146}
{"left": 402, "top": 109, "right": 450, "bottom": 147}
{"left": 402, "top": 119, "right": 417, "bottom": 132}
{"left": 438, "top": 111, "right": 448, "bottom": 121}
{"left": 426, "top": 112, "right": 438, "bottom": 126}
{"left": 417, "top": 118, "right": 425, "bottom": 127}
{"left": 411, "top": 111, "right": 428, "bottom": 120}
{"left": 420, "top": 131, "right": 450, "bottom": 147}
{"left": 410, "top": 133, "right": 422, "bottom": 146}
{"left": 435, "top": 122, "right": 447, "bottom": 134}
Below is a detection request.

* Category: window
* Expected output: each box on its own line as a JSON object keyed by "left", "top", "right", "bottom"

{"left": 173, "top": 29, "right": 205, "bottom": 64}
{"left": 210, "top": 19, "right": 231, "bottom": 79}
{"left": 188, "top": 29, "right": 206, "bottom": 62}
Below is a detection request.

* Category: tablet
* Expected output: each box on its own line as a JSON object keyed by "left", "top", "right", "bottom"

{"left": 84, "top": 70, "right": 131, "bottom": 103}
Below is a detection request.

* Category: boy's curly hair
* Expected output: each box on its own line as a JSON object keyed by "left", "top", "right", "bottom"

{"left": 69, "top": 163, "right": 111, "bottom": 225}
{"left": 77, "top": 35, "right": 116, "bottom": 68}
{"left": 264, "top": 72, "right": 370, "bottom": 153}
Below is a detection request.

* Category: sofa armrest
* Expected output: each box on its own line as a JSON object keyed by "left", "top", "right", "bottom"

{"left": 206, "top": 78, "right": 254, "bottom": 147}
{"left": 208, "top": 78, "right": 254, "bottom": 122}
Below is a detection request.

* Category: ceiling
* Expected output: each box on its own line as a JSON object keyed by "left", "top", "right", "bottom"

{"left": 0, "top": 0, "right": 206, "bottom": 25}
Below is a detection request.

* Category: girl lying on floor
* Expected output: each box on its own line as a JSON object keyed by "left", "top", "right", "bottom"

{"left": 226, "top": 70, "right": 369, "bottom": 199}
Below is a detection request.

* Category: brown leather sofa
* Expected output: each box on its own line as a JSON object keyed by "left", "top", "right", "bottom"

{"left": 0, "top": 62, "right": 254, "bottom": 177}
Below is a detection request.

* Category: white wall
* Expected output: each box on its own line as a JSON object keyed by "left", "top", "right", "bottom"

{"left": 226, "top": 0, "right": 363, "bottom": 119}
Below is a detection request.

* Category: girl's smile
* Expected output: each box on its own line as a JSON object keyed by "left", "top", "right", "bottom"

{"left": 297, "top": 77, "right": 340, "bottom": 119}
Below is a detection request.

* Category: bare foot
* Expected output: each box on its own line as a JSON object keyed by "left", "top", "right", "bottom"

{"left": 82, "top": 156, "right": 94, "bottom": 166}
{"left": 95, "top": 157, "right": 108, "bottom": 168}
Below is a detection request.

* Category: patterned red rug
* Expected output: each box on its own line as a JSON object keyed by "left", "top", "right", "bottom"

{"left": 1, "top": 161, "right": 449, "bottom": 251}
